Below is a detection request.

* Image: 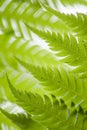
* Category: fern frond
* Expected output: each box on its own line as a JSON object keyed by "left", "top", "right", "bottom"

{"left": 6, "top": 76, "right": 87, "bottom": 130}
{"left": 0, "top": 0, "right": 68, "bottom": 34}
{"left": 15, "top": 57, "right": 61, "bottom": 90}
{"left": 0, "top": 108, "right": 44, "bottom": 130}
{"left": 0, "top": 0, "right": 87, "bottom": 129}
{"left": 42, "top": 3, "right": 87, "bottom": 37}
{"left": 12, "top": 58, "right": 87, "bottom": 112}
{"left": 0, "top": 34, "right": 58, "bottom": 70}
{"left": 25, "top": 24, "right": 87, "bottom": 65}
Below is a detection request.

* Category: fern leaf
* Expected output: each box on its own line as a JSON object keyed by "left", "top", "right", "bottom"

{"left": 0, "top": 0, "right": 87, "bottom": 129}
{"left": 0, "top": 108, "right": 44, "bottom": 130}
{"left": 41, "top": 3, "right": 87, "bottom": 37}
{"left": 15, "top": 58, "right": 87, "bottom": 111}
{"left": 15, "top": 57, "right": 61, "bottom": 90}
{"left": 6, "top": 76, "right": 87, "bottom": 130}
{"left": 0, "top": 0, "right": 68, "bottom": 35}
{"left": 25, "top": 23, "right": 87, "bottom": 65}
{"left": 0, "top": 34, "right": 58, "bottom": 69}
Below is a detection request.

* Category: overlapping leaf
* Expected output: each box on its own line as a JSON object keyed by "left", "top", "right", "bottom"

{"left": 0, "top": 0, "right": 87, "bottom": 130}
{"left": 42, "top": 3, "right": 87, "bottom": 38}
{"left": 25, "top": 24, "right": 87, "bottom": 65}
{"left": 5, "top": 77, "right": 87, "bottom": 130}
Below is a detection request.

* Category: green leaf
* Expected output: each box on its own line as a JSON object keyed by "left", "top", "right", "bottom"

{"left": 42, "top": 3, "right": 87, "bottom": 37}
{"left": 15, "top": 58, "right": 87, "bottom": 111}
{"left": 0, "top": 108, "right": 44, "bottom": 130}
{"left": 6, "top": 75, "right": 87, "bottom": 130}
{"left": 25, "top": 24, "right": 87, "bottom": 65}
{"left": 0, "top": 0, "right": 87, "bottom": 129}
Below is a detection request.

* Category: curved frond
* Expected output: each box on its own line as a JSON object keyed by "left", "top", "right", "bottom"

{"left": 0, "top": 34, "right": 58, "bottom": 69}
{"left": 42, "top": 3, "right": 87, "bottom": 37}
{"left": 25, "top": 24, "right": 87, "bottom": 65}
{"left": 0, "top": 0, "right": 87, "bottom": 130}
{"left": 0, "top": 0, "right": 68, "bottom": 34}
{"left": 12, "top": 59, "right": 87, "bottom": 111}
{"left": 0, "top": 108, "right": 44, "bottom": 130}
{"left": 6, "top": 76, "right": 87, "bottom": 130}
